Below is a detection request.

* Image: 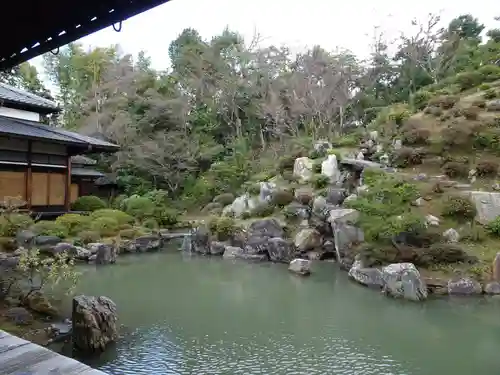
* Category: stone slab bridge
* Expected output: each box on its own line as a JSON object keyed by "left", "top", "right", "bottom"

{"left": 0, "top": 330, "right": 107, "bottom": 374}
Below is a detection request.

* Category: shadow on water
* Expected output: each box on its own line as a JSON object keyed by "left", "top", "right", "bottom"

{"left": 68, "top": 251, "right": 500, "bottom": 375}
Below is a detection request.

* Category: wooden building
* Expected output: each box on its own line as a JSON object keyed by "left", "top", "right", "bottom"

{"left": 0, "top": 83, "right": 119, "bottom": 213}
{"left": 70, "top": 155, "right": 119, "bottom": 201}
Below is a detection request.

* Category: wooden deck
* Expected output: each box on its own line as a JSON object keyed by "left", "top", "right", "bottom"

{"left": 0, "top": 330, "right": 107, "bottom": 374}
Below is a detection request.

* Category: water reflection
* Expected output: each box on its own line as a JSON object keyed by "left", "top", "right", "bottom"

{"left": 72, "top": 252, "right": 500, "bottom": 375}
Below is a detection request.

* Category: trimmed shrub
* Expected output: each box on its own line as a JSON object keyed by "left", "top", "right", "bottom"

{"left": 281, "top": 171, "right": 299, "bottom": 183}
{"left": 122, "top": 196, "right": 155, "bottom": 220}
{"left": 213, "top": 193, "right": 235, "bottom": 206}
{"left": 249, "top": 203, "right": 275, "bottom": 218}
{"left": 71, "top": 195, "right": 106, "bottom": 212}
{"left": 142, "top": 218, "right": 159, "bottom": 230}
{"left": 476, "top": 160, "right": 499, "bottom": 177}
{"left": 441, "top": 196, "right": 477, "bottom": 221}
{"left": 32, "top": 221, "right": 68, "bottom": 238}
{"left": 454, "top": 71, "right": 483, "bottom": 91}
{"left": 90, "top": 209, "right": 134, "bottom": 226}
{"left": 401, "top": 127, "right": 430, "bottom": 146}
{"left": 278, "top": 155, "right": 296, "bottom": 173}
{"left": 118, "top": 228, "right": 138, "bottom": 239}
{"left": 90, "top": 217, "right": 119, "bottom": 237}
{"left": 312, "top": 174, "right": 330, "bottom": 189}
{"left": 429, "top": 95, "right": 459, "bottom": 109}
{"left": 486, "top": 216, "right": 500, "bottom": 237}
{"left": 246, "top": 183, "right": 261, "bottom": 196}
{"left": 478, "top": 65, "right": 500, "bottom": 82}
{"left": 391, "top": 147, "right": 424, "bottom": 168}
{"left": 0, "top": 213, "right": 34, "bottom": 237}
{"left": 442, "top": 162, "right": 468, "bottom": 178}
{"left": 312, "top": 160, "right": 322, "bottom": 173}
{"left": 294, "top": 188, "right": 314, "bottom": 206}
{"left": 202, "top": 202, "right": 223, "bottom": 214}
{"left": 76, "top": 230, "right": 101, "bottom": 244}
{"left": 412, "top": 90, "right": 434, "bottom": 110}
{"left": 429, "top": 106, "right": 443, "bottom": 116}
{"left": 471, "top": 99, "right": 486, "bottom": 108}
{"left": 55, "top": 214, "right": 91, "bottom": 236}
{"left": 483, "top": 89, "right": 497, "bottom": 100}
{"left": 208, "top": 216, "right": 239, "bottom": 241}
{"left": 270, "top": 189, "right": 294, "bottom": 207}
{"left": 154, "top": 208, "right": 179, "bottom": 227}
{"left": 0, "top": 237, "right": 16, "bottom": 251}
{"left": 462, "top": 106, "right": 480, "bottom": 120}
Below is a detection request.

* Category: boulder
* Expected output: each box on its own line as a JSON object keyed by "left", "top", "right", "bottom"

{"left": 94, "top": 244, "right": 117, "bottom": 265}
{"left": 267, "top": 237, "right": 296, "bottom": 263}
{"left": 134, "top": 235, "right": 161, "bottom": 252}
{"left": 74, "top": 246, "right": 92, "bottom": 261}
{"left": 425, "top": 215, "right": 440, "bottom": 227}
{"left": 284, "top": 202, "right": 310, "bottom": 220}
{"left": 381, "top": 263, "right": 428, "bottom": 301}
{"left": 314, "top": 139, "right": 332, "bottom": 154}
{"left": 294, "top": 228, "right": 321, "bottom": 251}
{"left": 34, "top": 236, "right": 62, "bottom": 254}
{"left": 25, "top": 291, "right": 58, "bottom": 316}
{"left": 461, "top": 191, "right": 500, "bottom": 224}
{"left": 447, "top": 277, "right": 482, "bottom": 295}
{"left": 484, "top": 282, "right": 500, "bottom": 295}
{"left": 325, "top": 188, "right": 347, "bottom": 206}
{"left": 294, "top": 187, "right": 314, "bottom": 206}
{"left": 209, "top": 241, "right": 226, "bottom": 256}
{"left": 443, "top": 228, "right": 460, "bottom": 243}
{"left": 259, "top": 181, "right": 276, "bottom": 203}
{"left": 321, "top": 154, "right": 340, "bottom": 183}
{"left": 328, "top": 208, "right": 359, "bottom": 225}
{"left": 293, "top": 157, "right": 314, "bottom": 182}
{"left": 191, "top": 225, "right": 210, "bottom": 254}
{"left": 348, "top": 260, "right": 384, "bottom": 289}
{"left": 288, "top": 258, "right": 311, "bottom": 276}
{"left": 5, "top": 307, "right": 33, "bottom": 325}
{"left": 248, "top": 218, "right": 285, "bottom": 239}
{"left": 222, "top": 246, "right": 268, "bottom": 261}
{"left": 72, "top": 295, "right": 118, "bottom": 353}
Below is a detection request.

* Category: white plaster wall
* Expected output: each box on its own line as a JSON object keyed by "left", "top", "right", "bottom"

{"left": 0, "top": 107, "right": 40, "bottom": 122}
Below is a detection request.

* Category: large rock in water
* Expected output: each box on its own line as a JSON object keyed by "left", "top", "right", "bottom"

{"left": 72, "top": 295, "right": 118, "bottom": 353}
{"left": 381, "top": 263, "right": 428, "bottom": 301}
{"left": 348, "top": 259, "right": 384, "bottom": 289}
{"left": 288, "top": 258, "right": 311, "bottom": 276}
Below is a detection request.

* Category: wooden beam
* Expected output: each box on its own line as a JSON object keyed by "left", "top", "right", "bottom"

{"left": 64, "top": 155, "right": 71, "bottom": 211}
{"left": 26, "top": 141, "right": 32, "bottom": 208}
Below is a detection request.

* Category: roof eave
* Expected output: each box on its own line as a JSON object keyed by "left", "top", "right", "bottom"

{"left": 0, "top": 99, "right": 61, "bottom": 114}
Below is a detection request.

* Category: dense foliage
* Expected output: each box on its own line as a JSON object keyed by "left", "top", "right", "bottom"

{"left": 2, "top": 13, "right": 499, "bottom": 210}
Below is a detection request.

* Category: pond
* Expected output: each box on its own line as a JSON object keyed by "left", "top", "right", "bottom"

{"left": 70, "top": 250, "right": 500, "bottom": 375}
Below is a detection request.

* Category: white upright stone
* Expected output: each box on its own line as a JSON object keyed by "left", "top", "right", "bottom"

{"left": 293, "top": 157, "right": 314, "bottom": 182}
{"left": 321, "top": 154, "right": 340, "bottom": 183}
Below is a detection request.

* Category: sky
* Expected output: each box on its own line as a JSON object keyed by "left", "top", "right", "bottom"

{"left": 31, "top": 0, "right": 499, "bottom": 77}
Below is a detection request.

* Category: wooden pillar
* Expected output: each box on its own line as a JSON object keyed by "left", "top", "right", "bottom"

{"left": 64, "top": 155, "right": 71, "bottom": 211}
{"left": 26, "top": 141, "right": 32, "bottom": 208}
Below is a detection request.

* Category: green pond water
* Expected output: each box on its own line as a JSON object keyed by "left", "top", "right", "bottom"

{"left": 70, "top": 249, "right": 500, "bottom": 375}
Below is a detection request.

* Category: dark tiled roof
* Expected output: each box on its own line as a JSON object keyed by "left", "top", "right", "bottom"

{"left": 71, "top": 155, "right": 97, "bottom": 166}
{"left": 71, "top": 167, "right": 105, "bottom": 177}
{"left": 0, "top": 115, "right": 119, "bottom": 152}
{"left": 0, "top": 83, "right": 59, "bottom": 111}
